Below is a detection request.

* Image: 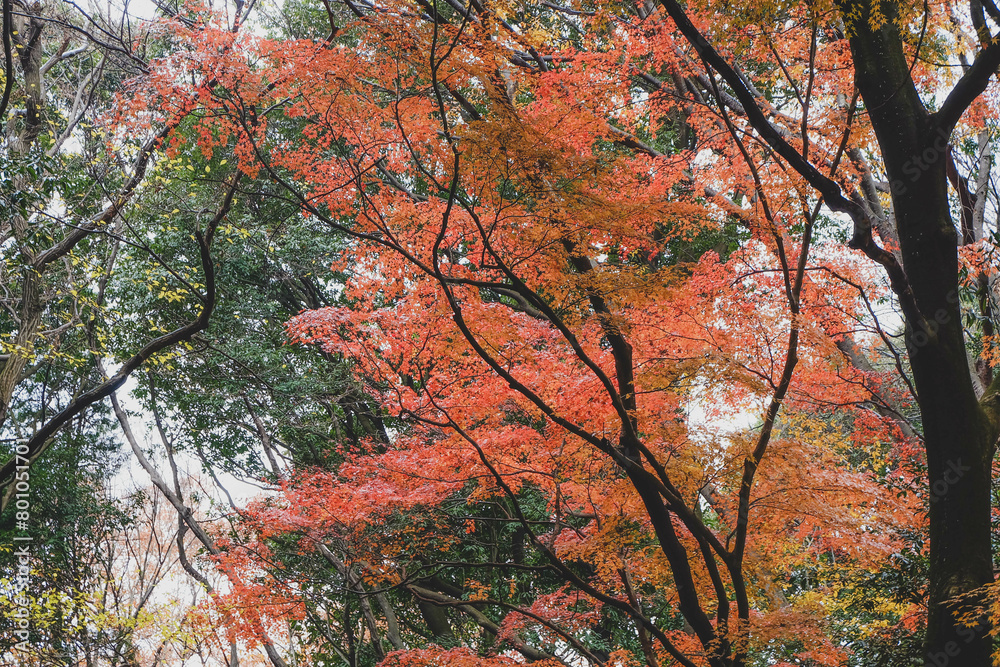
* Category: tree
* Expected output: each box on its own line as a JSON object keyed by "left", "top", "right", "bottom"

{"left": 0, "top": 0, "right": 231, "bottom": 513}
{"left": 652, "top": 2, "right": 1000, "bottom": 663}
{"left": 22, "top": 0, "right": 1000, "bottom": 665}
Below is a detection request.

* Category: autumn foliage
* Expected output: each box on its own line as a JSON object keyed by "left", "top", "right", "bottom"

{"left": 86, "top": 0, "right": 1000, "bottom": 665}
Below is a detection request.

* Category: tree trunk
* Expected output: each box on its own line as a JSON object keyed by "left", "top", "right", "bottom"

{"left": 843, "top": 2, "right": 996, "bottom": 663}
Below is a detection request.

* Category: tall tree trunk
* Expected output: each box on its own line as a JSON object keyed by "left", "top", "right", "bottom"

{"left": 659, "top": 0, "right": 1000, "bottom": 661}
{"left": 843, "top": 2, "right": 996, "bottom": 663}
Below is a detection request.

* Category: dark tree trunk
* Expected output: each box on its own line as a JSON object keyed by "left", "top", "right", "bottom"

{"left": 658, "top": 0, "right": 1000, "bottom": 662}
{"left": 842, "top": 2, "right": 997, "bottom": 664}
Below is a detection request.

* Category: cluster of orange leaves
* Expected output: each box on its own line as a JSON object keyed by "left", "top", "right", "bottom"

{"left": 107, "top": 0, "right": 956, "bottom": 662}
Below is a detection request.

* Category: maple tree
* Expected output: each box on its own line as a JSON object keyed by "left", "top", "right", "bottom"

{"left": 107, "top": 0, "right": 994, "bottom": 664}
{"left": 6, "top": 0, "right": 1000, "bottom": 664}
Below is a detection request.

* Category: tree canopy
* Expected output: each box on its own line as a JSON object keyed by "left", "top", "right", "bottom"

{"left": 2, "top": 0, "right": 1000, "bottom": 665}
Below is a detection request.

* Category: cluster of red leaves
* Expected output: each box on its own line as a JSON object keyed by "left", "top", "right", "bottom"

{"left": 112, "top": 0, "right": 942, "bottom": 661}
